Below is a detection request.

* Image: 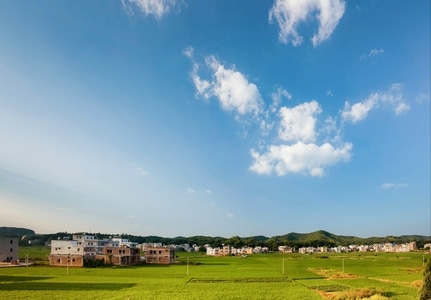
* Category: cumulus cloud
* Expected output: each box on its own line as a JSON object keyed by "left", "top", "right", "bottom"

{"left": 269, "top": 0, "right": 345, "bottom": 46}
{"left": 278, "top": 101, "right": 321, "bottom": 142}
{"left": 185, "top": 48, "right": 414, "bottom": 179}
{"left": 251, "top": 97, "right": 351, "bottom": 177}
{"left": 122, "top": 0, "right": 181, "bottom": 19}
{"left": 250, "top": 142, "right": 352, "bottom": 177}
{"left": 341, "top": 95, "right": 378, "bottom": 123}
{"left": 187, "top": 52, "right": 263, "bottom": 116}
{"left": 341, "top": 83, "right": 410, "bottom": 123}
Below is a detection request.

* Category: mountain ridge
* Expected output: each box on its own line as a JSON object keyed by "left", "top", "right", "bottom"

{"left": 1, "top": 227, "right": 429, "bottom": 247}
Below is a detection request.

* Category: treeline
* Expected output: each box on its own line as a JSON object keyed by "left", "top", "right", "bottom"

{"left": 0, "top": 227, "right": 35, "bottom": 237}
{"left": 2, "top": 227, "right": 430, "bottom": 249}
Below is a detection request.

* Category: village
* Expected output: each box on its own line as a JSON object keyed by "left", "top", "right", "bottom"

{"left": 0, "top": 235, "right": 427, "bottom": 268}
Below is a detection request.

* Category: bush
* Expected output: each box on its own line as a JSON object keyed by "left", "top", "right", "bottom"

{"left": 84, "top": 259, "right": 111, "bottom": 268}
{"left": 419, "top": 260, "right": 431, "bottom": 300}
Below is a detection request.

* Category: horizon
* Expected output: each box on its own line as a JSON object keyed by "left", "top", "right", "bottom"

{"left": 0, "top": 0, "right": 429, "bottom": 238}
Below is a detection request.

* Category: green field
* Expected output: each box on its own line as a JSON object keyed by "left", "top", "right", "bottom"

{"left": 0, "top": 250, "right": 427, "bottom": 299}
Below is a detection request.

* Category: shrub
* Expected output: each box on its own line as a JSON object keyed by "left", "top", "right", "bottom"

{"left": 419, "top": 260, "right": 431, "bottom": 300}
{"left": 84, "top": 259, "right": 111, "bottom": 268}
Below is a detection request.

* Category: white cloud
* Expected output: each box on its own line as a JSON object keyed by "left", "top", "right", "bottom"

{"left": 361, "top": 48, "right": 384, "bottom": 60}
{"left": 271, "top": 87, "right": 292, "bottom": 111}
{"left": 189, "top": 54, "right": 263, "bottom": 116}
{"left": 369, "top": 49, "right": 384, "bottom": 56}
{"left": 380, "top": 183, "right": 409, "bottom": 189}
{"left": 191, "top": 63, "right": 212, "bottom": 99}
{"left": 227, "top": 213, "right": 235, "bottom": 218}
{"left": 135, "top": 167, "right": 148, "bottom": 176}
{"left": 416, "top": 93, "right": 430, "bottom": 104}
{"left": 187, "top": 188, "right": 196, "bottom": 194}
{"left": 341, "top": 83, "right": 410, "bottom": 123}
{"left": 250, "top": 142, "right": 352, "bottom": 177}
{"left": 341, "top": 94, "right": 378, "bottom": 123}
{"left": 184, "top": 49, "right": 409, "bottom": 179}
{"left": 278, "top": 100, "right": 322, "bottom": 142}
{"left": 122, "top": 0, "right": 181, "bottom": 19}
{"left": 183, "top": 46, "right": 194, "bottom": 58}
{"left": 269, "top": 0, "right": 345, "bottom": 46}
{"left": 394, "top": 102, "right": 410, "bottom": 115}
{"left": 321, "top": 116, "right": 342, "bottom": 144}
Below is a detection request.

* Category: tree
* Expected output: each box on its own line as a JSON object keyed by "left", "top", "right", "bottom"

{"left": 245, "top": 237, "right": 256, "bottom": 248}
{"left": 420, "top": 259, "right": 431, "bottom": 300}
{"left": 265, "top": 237, "right": 278, "bottom": 252}
{"left": 225, "top": 236, "right": 244, "bottom": 248}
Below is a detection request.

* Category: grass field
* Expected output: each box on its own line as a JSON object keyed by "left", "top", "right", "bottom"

{"left": 0, "top": 249, "right": 427, "bottom": 299}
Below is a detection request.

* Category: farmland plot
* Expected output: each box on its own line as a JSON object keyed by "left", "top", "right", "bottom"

{"left": 0, "top": 252, "right": 427, "bottom": 299}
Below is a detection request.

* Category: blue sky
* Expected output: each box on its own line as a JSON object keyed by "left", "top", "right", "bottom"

{"left": 0, "top": 0, "right": 429, "bottom": 238}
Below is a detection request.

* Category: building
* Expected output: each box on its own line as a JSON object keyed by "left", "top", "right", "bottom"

{"left": 206, "top": 246, "right": 220, "bottom": 256}
{"left": 408, "top": 242, "right": 417, "bottom": 251}
{"left": 145, "top": 246, "right": 175, "bottom": 264}
{"left": 219, "top": 245, "right": 232, "bottom": 256}
{"left": 0, "top": 237, "right": 19, "bottom": 263}
{"left": 49, "top": 234, "right": 140, "bottom": 267}
{"left": 101, "top": 245, "right": 141, "bottom": 265}
{"left": 278, "top": 246, "right": 294, "bottom": 253}
{"left": 50, "top": 239, "right": 84, "bottom": 267}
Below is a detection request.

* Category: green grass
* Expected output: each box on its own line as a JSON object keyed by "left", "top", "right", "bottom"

{"left": 0, "top": 250, "right": 427, "bottom": 299}
{"left": 18, "top": 246, "right": 51, "bottom": 265}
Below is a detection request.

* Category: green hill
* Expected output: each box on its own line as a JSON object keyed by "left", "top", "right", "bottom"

{"left": 0, "top": 226, "right": 35, "bottom": 237}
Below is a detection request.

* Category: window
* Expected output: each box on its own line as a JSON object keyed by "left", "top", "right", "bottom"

{"left": 57, "top": 259, "right": 60, "bottom": 263}
{"left": 10, "top": 248, "right": 13, "bottom": 252}
{"left": 10, "top": 240, "right": 13, "bottom": 244}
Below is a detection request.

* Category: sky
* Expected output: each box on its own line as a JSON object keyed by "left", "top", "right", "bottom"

{"left": 0, "top": 0, "right": 429, "bottom": 239}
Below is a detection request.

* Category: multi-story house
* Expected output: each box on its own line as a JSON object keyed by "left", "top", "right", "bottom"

{"left": 50, "top": 238, "right": 85, "bottom": 267}
{"left": 102, "top": 245, "right": 141, "bottom": 265}
{"left": 50, "top": 234, "right": 140, "bottom": 267}
{"left": 0, "top": 237, "right": 19, "bottom": 263}
{"left": 145, "top": 246, "right": 175, "bottom": 264}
